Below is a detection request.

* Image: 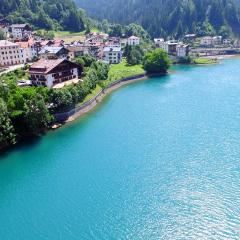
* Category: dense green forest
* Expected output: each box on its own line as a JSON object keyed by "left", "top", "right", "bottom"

{"left": 0, "top": 0, "right": 85, "bottom": 31}
{"left": 75, "top": 0, "right": 240, "bottom": 38}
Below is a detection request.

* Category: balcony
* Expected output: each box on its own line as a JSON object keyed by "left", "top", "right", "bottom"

{"left": 30, "top": 76, "right": 46, "bottom": 81}
{"left": 53, "top": 75, "right": 76, "bottom": 84}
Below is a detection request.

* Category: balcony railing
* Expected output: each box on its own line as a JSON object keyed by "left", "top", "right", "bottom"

{"left": 30, "top": 76, "right": 46, "bottom": 81}
{"left": 53, "top": 75, "right": 76, "bottom": 84}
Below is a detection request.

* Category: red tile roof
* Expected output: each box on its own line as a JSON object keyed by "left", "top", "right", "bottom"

{"left": 17, "top": 38, "right": 35, "bottom": 48}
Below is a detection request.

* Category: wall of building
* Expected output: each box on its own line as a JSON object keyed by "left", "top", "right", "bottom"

{"left": 0, "top": 44, "right": 25, "bottom": 66}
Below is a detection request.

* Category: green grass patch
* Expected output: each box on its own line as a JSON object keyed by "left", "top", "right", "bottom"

{"left": 79, "top": 84, "right": 103, "bottom": 105}
{"left": 0, "top": 68, "right": 29, "bottom": 84}
{"left": 106, "top": 60, "right": 145, "bottom": 84}
{"left": 76, "top": 60, "right": 144, "bottom": 105}
{"left": 54, "top": 28, "right": 101, "bottom": 38}
{"left": 53, "top": 28, "right": 102, "bottom": 43}
{"left": 54, "top": 30, "right": 85, "bottom": 38}
{"left": 194, "top": 58, "right": 218, "bottom": 64}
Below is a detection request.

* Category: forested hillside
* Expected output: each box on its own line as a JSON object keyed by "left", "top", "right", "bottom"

{"left": 75, "top": 0, "right": 240, "bottom": 38}
{"left": 0, "top": 0, "right": 85, "bottom": 31}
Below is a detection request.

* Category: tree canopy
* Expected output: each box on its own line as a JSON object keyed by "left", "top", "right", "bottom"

{"left": 75, "top": 0, "right": 240, "bottom": 38}
{"left": 0, "top": 0, "right": 85, "bottom": 31}
{"left": 124, "top": 44, "right": 144, "bottom": 66}
{"left": 143, "top": 49, "right": 171, "bottom": 74}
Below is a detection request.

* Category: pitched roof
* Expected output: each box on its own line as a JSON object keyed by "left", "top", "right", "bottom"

{"left": 17, "top": 38, "right": 35, "bottom": 48}
{"left": 103, "top": 47, "right": 121, "bottom": 52}
{"left": 39, "top": 46, "right": 68, "bottom": 54}
{"left": 40, "top": 40, "right": 54, "bottom": 46}
{"left": 67, "top": 46, "right": 84, "bottom": 52}
{"left": 128, "top": 36, "right": 139, "bottom": 40}
{"left": 10, "top": 24, "right": 30, "bottom": 28}
{"left": 0, "top": 40, "right": 18, "bottom": 47}
{"left": 29, "top": 59, "right": 80, "bottom": 74}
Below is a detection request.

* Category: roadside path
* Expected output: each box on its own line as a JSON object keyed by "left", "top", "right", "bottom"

{"left": 0, "top": 64, "right": 25, "bottom": 76}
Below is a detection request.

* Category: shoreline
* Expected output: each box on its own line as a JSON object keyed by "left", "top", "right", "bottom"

{"left": 53, "top": 54, "right": 240, "bottom": 126}
{"left": 66, "top": 76, "right": 148, "bottom": 122}
{"left": 199, "top": 54, "right": 240, "bottom": 60}
{"left": 53, "top": 73, "right": 152, "bottom": 125}
{"left": 53, "top": 72, "right": 168, "bottom": 125}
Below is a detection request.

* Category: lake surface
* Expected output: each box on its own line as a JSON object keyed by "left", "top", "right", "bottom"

{"left": 1, "top": 59, "right": 240, "bottom": 239}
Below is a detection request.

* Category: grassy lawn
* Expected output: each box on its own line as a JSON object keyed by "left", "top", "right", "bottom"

{"left": 54, "top": 30, "right": 85, "bottom": 38}
{"left": 79, "top": 84, "right": 103, "bottom": 105}
{"left": 90, "top": 27, "right": 101, "bottom": 33}
{"left": 53, "top": 28, "right": 101, "bottom": 43}
{"left": 106, "top": 60, "right": 145, "bottom": 84}
{"left": 0, "top": 68, "right": 29, "bottom": 83}
{"left": 77, "top": 60, "right": 145, "bottom": 105}
{"left": 193, "top": 57, "right": 218, "bottom": 64}
{"left": 53, "top": 30, "right": 85, "bottom": 43}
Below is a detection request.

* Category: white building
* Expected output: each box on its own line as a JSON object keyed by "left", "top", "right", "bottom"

{"left": 223, "top": 39, "right": 231, "bottom": 45}
{"left": 0, "top": 40, "right": 26, "bottom": 66}
{"left": 154, "top": 38, "right": 165, "bottom": 48}
{"left": 127, "top": 36, "right": 140, "bottom": 45}
{"left": 212, "top": 36, "right": 222, "bottom": 45}
{"left": 176, "top": 44, "right": 189, "bottom": 57}
{"left": 103, "top": 47, "right": 122, "bottom": 64}
{"left": 10, "top": 24, "right": 32, "bottom": 39}
{"left": 17, "top": 39, "right": 41, "bottom": 62}
{"left": 120, "top": 38, "right": 128, "bottom": 48}
{"left": 29, "top": 59, "right": 82, "bottom": 87}
{"left": 200, "top": 36, "right": 213, "bottom": 46}
{"left": 155, "top": 39, "right": 189, "bottom": 57}
{"left": 158, "top": 40, "right": 178, "bottom": 55}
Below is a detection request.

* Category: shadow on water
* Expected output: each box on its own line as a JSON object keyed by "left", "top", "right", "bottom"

{"left": 0, "top": 135, "right": 43, "bottom": 160}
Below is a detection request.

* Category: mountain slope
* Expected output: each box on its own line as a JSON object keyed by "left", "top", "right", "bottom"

{"left": 0, "top": 0, "right": 85, "bottom": 32}
{"left": 75, "top": 0, "right": 240, "bottom": 37}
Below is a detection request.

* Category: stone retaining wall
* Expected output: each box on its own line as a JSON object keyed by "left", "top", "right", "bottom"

{"left": 53, "top": 73, "right": 146, "bottom": 122}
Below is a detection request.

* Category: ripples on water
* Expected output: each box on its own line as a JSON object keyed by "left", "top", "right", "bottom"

{"left": 1, "top": 59, "right": 240, "bottom": 239}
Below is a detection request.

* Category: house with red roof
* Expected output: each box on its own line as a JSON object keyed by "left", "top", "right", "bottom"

{"left": 17, "top": 38, "right": 41, "bottom": 62}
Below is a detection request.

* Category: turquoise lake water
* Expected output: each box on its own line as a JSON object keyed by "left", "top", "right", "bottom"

{"left": 1, "top": 59, "right": 240, "bottom": 239}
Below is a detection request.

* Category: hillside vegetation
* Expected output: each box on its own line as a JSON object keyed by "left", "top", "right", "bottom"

{"left": 0, "top": 0, "right": 85, "bottom": 32}
{"left": 75, "top": 0, "right": 240, "bottom": 38}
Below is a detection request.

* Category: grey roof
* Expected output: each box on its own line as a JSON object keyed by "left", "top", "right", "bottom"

{"left": 103, "top": 47, "right": 121, "bottom": 52}
{"left": 10, "top": 24, "right": 29, "bottom": 28}
{"left": 39, "top": 46, "right": 67, "bottom": 54}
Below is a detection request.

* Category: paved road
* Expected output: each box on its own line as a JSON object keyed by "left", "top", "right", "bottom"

{"left": 0, "top": 64, "right": 25, "bottom": 76}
